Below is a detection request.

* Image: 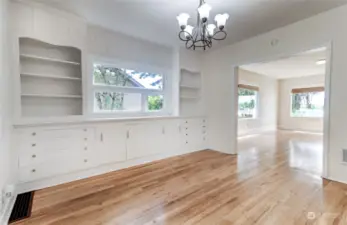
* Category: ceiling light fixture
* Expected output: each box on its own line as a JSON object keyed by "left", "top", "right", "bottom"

{"left": 176, "top": 0, "right": 229, "bottom": 50}
{"left": 316, "top": 59, "right": 326, "bottom": 65}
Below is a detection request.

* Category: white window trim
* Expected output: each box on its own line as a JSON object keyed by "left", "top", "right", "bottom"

{"left": 87, "top": 55, "right": 172, "bottom": 118}
{"left": 290, "top": 91, "right": 324, "bottom": 118}
{"left": 237, "top": 87, "right": 259, "bottom": 120}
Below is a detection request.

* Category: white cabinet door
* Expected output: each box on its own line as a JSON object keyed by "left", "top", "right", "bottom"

{"left": 96, "top": 125, "right": 127, "bottom": 165}
{"left": 126, "top": 123, "right": 165, "bottom": 160}
{"left": 163, "top": 120, "right": 182, "bottom": 154}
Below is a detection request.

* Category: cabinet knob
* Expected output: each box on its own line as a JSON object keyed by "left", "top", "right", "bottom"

{"left": 32, "top": 154, "right": 36, "bottom": 158}
{"left": 84, "top": 147, "right": 88, "bottom": 151}
{"left": 84, "top": 129, "right": 87, "bottom": 132}
{"left": 84, "top": 159, "right": 88, "bottom": 163}
{"left": 32, "top": 132, "right": 36, "bottom": 136}
{"left": 32, "top": 144, "right": 36, "bottom": 147}
{"left": 84, "top": 138, "right": 88, "bottom": 141}
{"left": 31, "top": 169, "right": 36, "bottom": 173}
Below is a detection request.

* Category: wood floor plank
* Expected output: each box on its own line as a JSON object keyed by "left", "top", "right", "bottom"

{"left": 13, "top": 131, "right": 347, "bottom": 225}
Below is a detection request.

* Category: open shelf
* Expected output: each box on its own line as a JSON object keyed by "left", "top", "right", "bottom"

{"left": 20, "top": 54, "right": 81, "bottom": 66}
{"left": 21, "top": 72, "right": 82, "bottom": 81}
{"left": 19, "top": 38, "right": 83, "bottom": 118}
{"left": 21, "top": 93, "right": 83, "bottom": 99}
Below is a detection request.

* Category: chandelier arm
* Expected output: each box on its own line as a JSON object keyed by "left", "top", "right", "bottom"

{"left": 186, "top": 39, "right": 194, "bottom": 49}
{"left": 178, "top": 30, "right": 194, "bottom": 42}
{"left": 211, "top": 30, "right": 227, "bottom": 41}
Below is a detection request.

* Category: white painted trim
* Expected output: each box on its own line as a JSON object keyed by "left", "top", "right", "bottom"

{"left": 86, "top": 55, "right": 171, "bottom": 119}
{"left": 322, "top": 42, "right": 332, "bottom": 179}
{"left": 16, "top": 148, "right": 206, "bottom": 194}
{"left": 238, "top": 126, "right": 277, "bottom": 137}
{"left": 0, "top": 194, "right": 16, "bottom": 225}
{"left": 232, "top": 66, "right": 239, "bottom": 154}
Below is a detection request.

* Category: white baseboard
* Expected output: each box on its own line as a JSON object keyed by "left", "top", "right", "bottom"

{"left": 238, "top": 126, "right": 276, "bottom": 137}
{"left": 323, "top": 175, "right": 347, "bottom": 185}
{"left": 16, "top": 148, "right": 204, "bottom": 194}
{"left": 0, "top": 193, "right": 16, "bottom": 225}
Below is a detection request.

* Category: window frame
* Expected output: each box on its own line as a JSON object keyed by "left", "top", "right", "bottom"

{"left": 290, "top": 87, "right": 325, "bottom": 118}
{"left": 237, "top": 84, "right": 259, "bottom": 120}
{"left": 87, "top": 56, "right": 171, "bottom": 118}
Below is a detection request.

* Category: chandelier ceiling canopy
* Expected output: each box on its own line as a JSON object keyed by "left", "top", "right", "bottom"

{"left": 176, "top": 0, "right": 229, "bottom": 50}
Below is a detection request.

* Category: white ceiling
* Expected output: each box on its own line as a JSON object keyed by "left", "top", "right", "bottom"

{"left": 29, "top": 0, "right": 346, "bottom": 48}
{"left": 240, "top": 47, "right": 327, "bottom": 79}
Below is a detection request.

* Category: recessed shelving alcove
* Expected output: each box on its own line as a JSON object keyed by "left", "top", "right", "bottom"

{"left": 18, "top": 38, "right": 83, "bottom": 118}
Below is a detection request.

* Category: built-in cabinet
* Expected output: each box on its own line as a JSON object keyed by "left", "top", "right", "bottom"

{"left": 14, "top": 118, "right": 208, "bottom": 184}
{"left": 96, "top": 125, "right": 128, "bottom": 165}
{"left": 10, "top": 2, "right": 209, "bottom": 193}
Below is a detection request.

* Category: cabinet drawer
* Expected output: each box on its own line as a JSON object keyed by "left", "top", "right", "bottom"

{"left": 18, "top": 140, "right": 88, "bottom": 167}
{"left": 18, "top": 154, "right": 91, "bottom": 182}
{"left": 17, "top": 128, "right": 94, "bottom": 142}
{"left": 18, "top": 136, "right": 89, "bottom": 151}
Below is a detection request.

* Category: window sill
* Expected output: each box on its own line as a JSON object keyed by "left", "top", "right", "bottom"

{"left": 290, "top": 116, "right": 323, "bottom": 119}
{"left": 238, "top": 118, "right": 257, "bottom": 121}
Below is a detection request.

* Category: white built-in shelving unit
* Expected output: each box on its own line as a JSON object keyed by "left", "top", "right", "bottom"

{"left": 179, "top": 68, "right": 201, "bottom": 100}
{"left": 19, "top": 38, "right": 83, "bottom": 118}
{"left": 179, "top": 68, "right": 203, "bottom": 116}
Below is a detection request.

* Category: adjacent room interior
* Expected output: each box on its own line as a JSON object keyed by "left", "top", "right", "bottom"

{"left": 237, "top": 47, "right": 327, "bottom": 176}
{"left": 1, "top": 0, "right": 347, "bottom": 224}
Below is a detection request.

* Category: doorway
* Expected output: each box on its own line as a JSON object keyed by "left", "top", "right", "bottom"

{"left": 235, "top": 46, "right": 330, "bottom": 177}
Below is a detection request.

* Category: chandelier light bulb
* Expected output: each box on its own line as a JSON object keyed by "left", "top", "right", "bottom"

{"left": 207, "top": 24, "right": 216, "bottom": 36}
{"left": 184, "top": 25, "right": 194, "bottom": 37}
{"left": 198, "top": 3, "right": 212, "bottom": 22}
{"left": 215, "top": 13, "right": 229, "bottom": 30}
{"left": 177, "top": 13, "right": 190, "bottom": 30}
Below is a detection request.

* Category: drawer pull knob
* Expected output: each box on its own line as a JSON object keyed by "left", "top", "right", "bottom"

{"left": 32, "top": 154, "right": 36, "bottom": 158}
{"left": 84, "top": 129, "right": 87, "bottom": 132}
{"left": 84, "top": 147, "right": 87, "bottom": 151}
{"left": 84, "top": 138, "right": 88, "bottom": 141}
{"left": 32, "top": 144, "right": 36, "bottom": 147}
{"left": 32, "top": 132, "right": 36, "bottom": 136}
{"left": 31, "top": 169, "right": 36, "bottom": 173}
{"left": 84, "top": 159, "right": 88, "bottom": 163}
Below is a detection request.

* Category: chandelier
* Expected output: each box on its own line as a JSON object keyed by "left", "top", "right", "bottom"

{"left": 176, "top": 0, "right": 229, "bottom": 50}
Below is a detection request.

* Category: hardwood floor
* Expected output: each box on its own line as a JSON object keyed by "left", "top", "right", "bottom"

{"left": 14, "top": 131, "right": 347, "bottom": 225}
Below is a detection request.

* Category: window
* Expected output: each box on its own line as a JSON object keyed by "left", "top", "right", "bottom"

{"left": 238, "top": 84, "right": 258, "bottom": 119}
{"left": 92, "top": 63, "right": 165, "bottom": 114}
{"left": 291, "top": 87, "right": 324, "bottom": 117}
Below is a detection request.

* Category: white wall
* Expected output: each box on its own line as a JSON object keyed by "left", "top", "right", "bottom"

{"left": 203, "top": 4, "right": 347, "bottom": 183}
{"left": 0, "top": 0, "right": 12, "bottom": 215}
{"left": 238, "top": 69, "right": 277, "bottom": 136}
{"left": 278, "top": 74, "right": 325, "bottom": 133}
